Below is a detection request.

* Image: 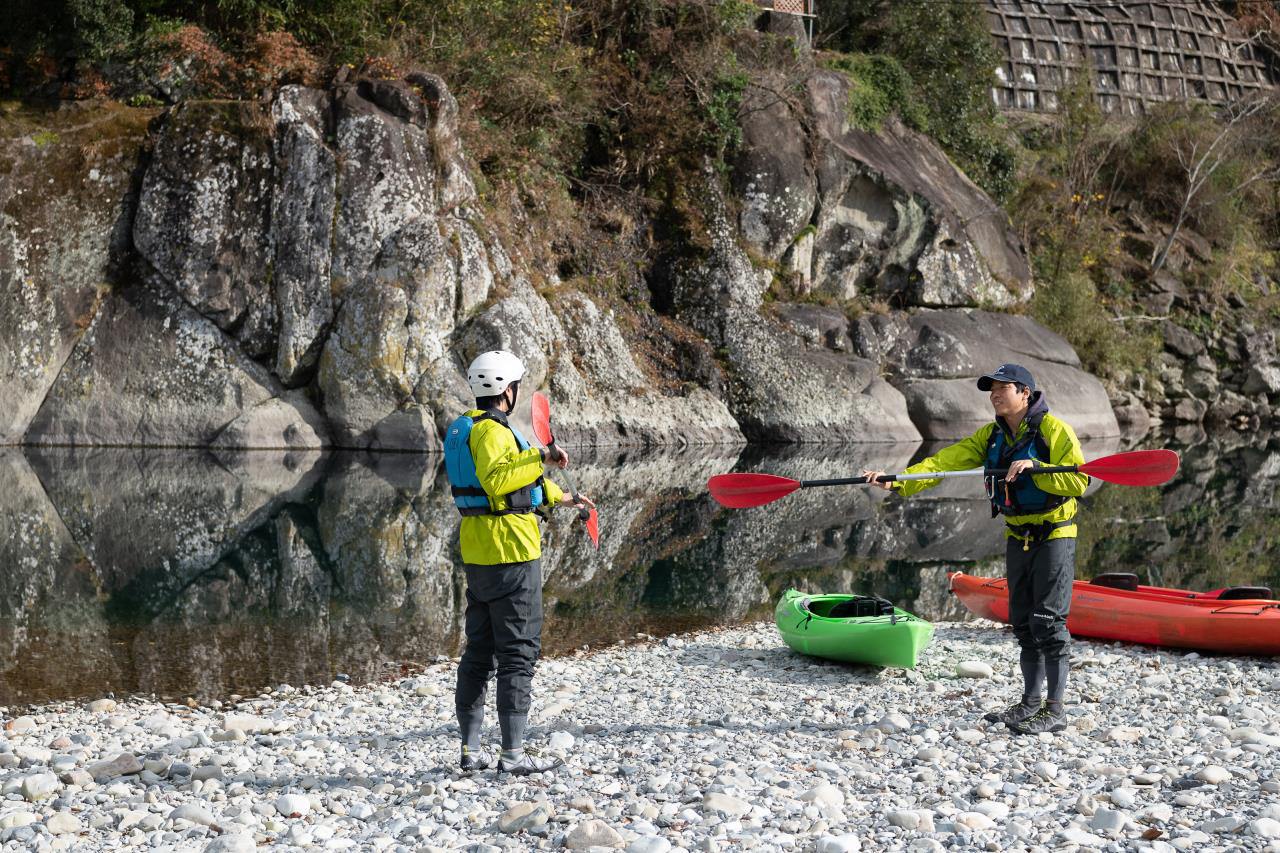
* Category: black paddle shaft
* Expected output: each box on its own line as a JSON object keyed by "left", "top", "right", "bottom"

{"left": 800, "top": 465, "right": 1081, "bottom": 488}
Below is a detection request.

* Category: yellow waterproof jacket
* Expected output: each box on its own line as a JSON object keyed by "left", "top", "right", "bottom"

{"left": 893, "top": 412, "right": 1089, "bottom": 542}
{"left": 458, "top": 410, "right": 563, "bottom": 565}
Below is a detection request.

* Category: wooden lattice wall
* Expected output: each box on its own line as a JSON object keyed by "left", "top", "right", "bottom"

{"left": 986, "top": 1, "right": 1276, "bottom": 114}
{"left": 756, "top": 0, "right": 816, "bottom": 40}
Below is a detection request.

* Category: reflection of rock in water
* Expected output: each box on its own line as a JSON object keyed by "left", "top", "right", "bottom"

{"left": 911, "top": 562, "right": 1003, "bottom": 623}
{"left": 1079, "top": 436, "right": 1280, "bottom": 591}
{"left": 25, "top": 447, "right": 323, "bottom": 592}
{"left": 315, "top": 454, "right": 463, "bottom": 682}
{"left": 125, "top": 524, "right": 303, "bottom": 700}
{"left": 7, "top": 436, "right": 1280, "bottom": 704}
{"left": 0, "top": 449, "right": 118, "bottom": 706}
{"left": 542, "top": 448, "right": 748, "bottom": 651}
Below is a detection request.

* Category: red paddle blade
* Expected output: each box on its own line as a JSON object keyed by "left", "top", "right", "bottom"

{"left": 585, "top": 509, "right": 599, "bottom": 549}
{"left": 530, "top": 392, "right": 553, "bottom": 446}
{"left": 1079, "top": 449, "right": 1180, "bottom": 486}
{"left": 707, "top": 473, "right": 802, "bottom": 508}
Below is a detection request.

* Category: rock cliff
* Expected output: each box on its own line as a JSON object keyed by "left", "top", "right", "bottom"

{"left": 1, "top": 72, "right": 1119, "bottom": 450}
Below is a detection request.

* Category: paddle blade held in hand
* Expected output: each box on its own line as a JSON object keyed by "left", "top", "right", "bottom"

{"left": 530, "top": 391, "right": 553, "bottom": 446}
{"left": 585, "top": 508, "right": 600, "bottom": 549}
{"left": 708, "top": 473, "right": 803, "bottom": 508}
{"left": 1078, "top": 448, "right": 1179, "bottom": 486}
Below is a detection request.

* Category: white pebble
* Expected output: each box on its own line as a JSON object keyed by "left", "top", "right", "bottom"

{"left": 1196, "top": 766, "right": 1231, "bottom": 785}
{"left": 955, "top": 661, "right": 993, "bottom": 679}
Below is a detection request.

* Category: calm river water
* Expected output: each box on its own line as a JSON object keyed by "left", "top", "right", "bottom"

{"left": 2, "top": 434, "right": 1277, "bottom": 706}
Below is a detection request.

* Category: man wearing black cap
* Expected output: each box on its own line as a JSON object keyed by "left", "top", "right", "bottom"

{"left": 863, "top": 364, "right": 1089, "bottom": 734}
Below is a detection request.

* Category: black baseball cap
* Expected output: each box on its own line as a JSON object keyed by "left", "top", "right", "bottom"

{"left": 977, "top": 363, "right": 1035, "bottom": 391}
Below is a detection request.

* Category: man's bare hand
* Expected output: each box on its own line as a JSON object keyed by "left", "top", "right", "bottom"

{"left": 861, "top": 469, "right": 894, "bottom": 491}
{"left": 570, "top": 492, "right": 595, "bottom": 510}
{"left": 545, "top": 445, "right": 569, "bottom": 468}
{"left": 1005, "top": 459, "right": 1036, "bottom": 482}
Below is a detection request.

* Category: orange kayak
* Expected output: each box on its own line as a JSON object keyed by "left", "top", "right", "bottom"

{"left": 948, "top": 572, "right": 1280, "bottom": 656}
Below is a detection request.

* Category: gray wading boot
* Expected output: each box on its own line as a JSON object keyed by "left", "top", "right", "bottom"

{"left": 496, "top": 751, "right": 564, "bottom": 776}
{"left": 459, "top": 747, "right": 491, "bottom": 772}
{"left": 1009, "top": 703, "right": 1068, "bottom": 735}
{"left": 983, "top": 699, "right": 1043, "bottom": 727}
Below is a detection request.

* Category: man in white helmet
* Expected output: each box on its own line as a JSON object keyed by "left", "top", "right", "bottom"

{"left": 443, "top": 350, "right": 594, "bottom": 775}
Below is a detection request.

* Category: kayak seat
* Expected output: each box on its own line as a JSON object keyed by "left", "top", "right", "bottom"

{"left": 1217, "top": 586, "right": 1274, "bottom": 601}
{"left": 828, "top": 596, "right": 895, "bottom": 619}
{"left": 1090, "top": 573, "right": 1139, "bottom": 591}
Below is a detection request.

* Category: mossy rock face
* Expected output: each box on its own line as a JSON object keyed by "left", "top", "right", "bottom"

{"left": 0, "top": 102, "right": 153, "bottom": 444}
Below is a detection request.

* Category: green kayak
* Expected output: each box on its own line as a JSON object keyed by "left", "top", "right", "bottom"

{"left": 774, "top": 589, "right": 934, "bottom": 669}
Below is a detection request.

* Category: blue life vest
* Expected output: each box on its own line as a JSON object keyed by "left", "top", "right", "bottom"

{"left": 984, "top": 411, "right": 1070, "bottom": 518}
{"left": 444, "top": 410, "right": 545, "bottom": 517}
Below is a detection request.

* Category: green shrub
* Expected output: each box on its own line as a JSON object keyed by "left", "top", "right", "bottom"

{"left": 1029, "top": 267, "right": 1152, "bottom": 379}
{"left": 823, "top": 53, "right": 925, "bottom": 132}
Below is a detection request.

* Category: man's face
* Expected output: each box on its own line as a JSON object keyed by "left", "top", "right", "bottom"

{"left": 989, "top": 380, "right": 1029, "bottom": 417}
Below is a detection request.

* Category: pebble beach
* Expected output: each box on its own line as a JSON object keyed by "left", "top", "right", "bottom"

{"left": 3, "top": 620, "right": 1279, "bottom": 853}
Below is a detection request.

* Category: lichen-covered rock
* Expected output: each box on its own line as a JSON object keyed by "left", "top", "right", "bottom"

{"left": 211, "top": 392, "right": 330, "bottom": 450}
{"left": 723, "top": 311, "right": 920, "bottom": 442}
{"left": 4, "top": 73, "right": 1112, "bottom": 452}
{"left": 318, "top": 281, "right": 413, "bottom": 445}
{"left": 134, "top": 101, "right": 277, "bottom": 357}
{"left": 459, "top": 280, "right": 743, "bottom": 446}
{"left": 730, "top": 68, "right": 1028, "bottom": 310}
{"left": 271, "top": 87, "right": 337, "bottom": 385}
{"left": 884, "top": 310, "right": 1120, "bottom": 439}
{"left": 26, "top": 275, "right": 325, "bottom": 447}
{"left": 734, "top": 73, "right": 818, "bottom": 261}
{"left": 368, "top": 404, "right": 441, "bottom": 453}
{"left": 804, "top": 72, "right": 1030, "bottom": 308}
{"left": 315, "top": 77, "right": 483, "bottom": 447}
{"left": 668, "top": 176, "right": 919, "bottom": 443}
{"left": 0, "top": 104, "right": 151, "bottom": 445}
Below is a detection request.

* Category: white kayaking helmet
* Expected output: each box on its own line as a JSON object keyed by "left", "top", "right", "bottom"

{"left": 466, "top": 350, "right": 525, "bottom": 398}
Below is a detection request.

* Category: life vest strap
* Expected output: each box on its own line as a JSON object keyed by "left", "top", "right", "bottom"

{"left": 457, "top": 506, "right": 536, "bottom": 517}
{"left": 1007, "top": 518, "right": 1072, "bottom": 547}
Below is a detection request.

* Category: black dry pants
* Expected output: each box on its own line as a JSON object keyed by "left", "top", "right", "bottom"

{"left": 455, "top": 559, "right": 543, "bottom": 748}
{"left": 1006, "top": 536, "right": 1075, "bottom": 705}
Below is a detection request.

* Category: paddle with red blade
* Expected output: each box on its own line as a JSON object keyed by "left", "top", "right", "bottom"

{"left": 708, "top": 449, "right": 1180, "bottom": 509}
{"left": 531, "top": 392, "right": 599, "bottom": 549}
